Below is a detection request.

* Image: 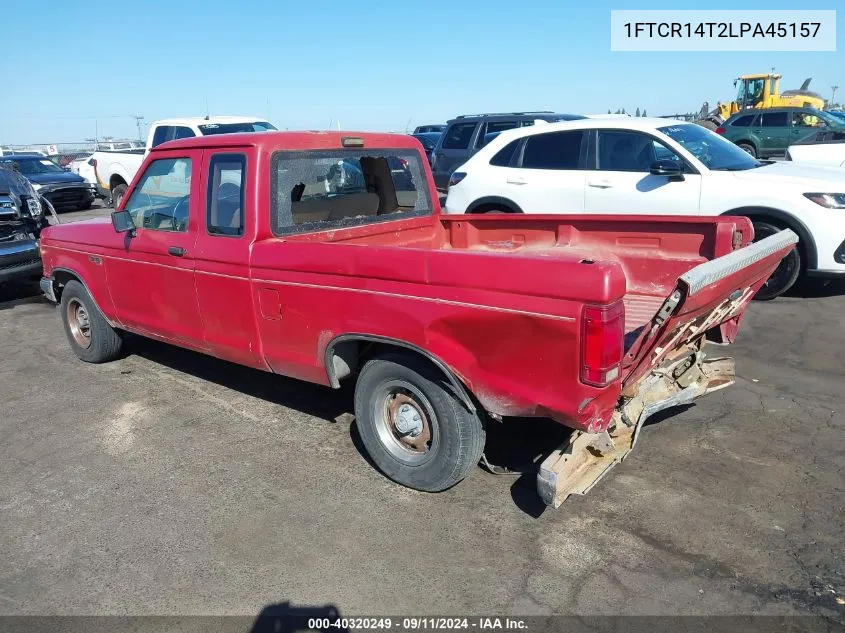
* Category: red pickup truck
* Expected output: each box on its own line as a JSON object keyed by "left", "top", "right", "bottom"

{"left": 38, "top": 131, "right": 796, "bottom": 507}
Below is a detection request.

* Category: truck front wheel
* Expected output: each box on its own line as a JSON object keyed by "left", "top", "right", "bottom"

{"left": 353, "top": 352, "right": 485, "bottom": 492}
{"left": 60, "top": 280, "right": 123, "bottom": 363}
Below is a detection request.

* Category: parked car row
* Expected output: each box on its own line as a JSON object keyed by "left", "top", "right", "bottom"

{"left": 441, "top": 116, "right": 845, "bottom": 300}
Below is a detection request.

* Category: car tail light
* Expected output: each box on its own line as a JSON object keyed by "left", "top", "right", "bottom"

{"left": 714, "top": 127, "right": 726, "bottom": 135}
{"left": 580, "top": 301, "right": 625, "bottom": 387}
{"left": 448, "top": 172, "right": 467, "bottom": 188}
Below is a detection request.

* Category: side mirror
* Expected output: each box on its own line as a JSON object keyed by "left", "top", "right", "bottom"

{"left": 111, "top": 210, "right": 136, "bottom": 235}
{"left": 649, "top": 160, "right": 684, "bottom": 180}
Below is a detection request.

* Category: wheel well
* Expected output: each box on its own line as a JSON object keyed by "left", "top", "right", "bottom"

{"left": 51, "top": 269, "right": 82, "bottom": 300}
{"left": 109, "top": 175, "right": 126, "bottom": 190}
{"left": 466, "top": 196, "right": 522, "bottom": 214}
{"left": 736, "top": 139, "right": 756, "bottom": 149}
{"left": 325, "top": 336, "right": 475, "bottom": 412}
{"left": 721, "top": 207, "right": 816, "bottom": 269}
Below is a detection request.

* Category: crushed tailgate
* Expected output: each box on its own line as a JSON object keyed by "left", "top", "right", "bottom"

{"left": 620, "top": 228, "right": 799, "bottom": 391}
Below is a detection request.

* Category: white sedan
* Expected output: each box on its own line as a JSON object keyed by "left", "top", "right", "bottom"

{"left": 443, "top": 117, "right": 845, "bottom": 299}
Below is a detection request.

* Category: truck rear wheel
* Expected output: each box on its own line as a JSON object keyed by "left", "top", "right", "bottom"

{"left": 60, "top": 280, "right": 123, "bottom": 363}
{"left": 353, "top": 352, "right": 485, "bottom": 492}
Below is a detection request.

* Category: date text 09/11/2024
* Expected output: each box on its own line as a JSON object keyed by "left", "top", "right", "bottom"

{"left": 305, "top": 617, "right": 529, "bottom": 630}
{"left": 623, "top": 22, "right": 821, "bottom": 39}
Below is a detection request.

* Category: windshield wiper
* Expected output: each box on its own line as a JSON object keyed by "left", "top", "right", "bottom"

{"left": 715, "top": 162, "right": 766, "bottom": 171}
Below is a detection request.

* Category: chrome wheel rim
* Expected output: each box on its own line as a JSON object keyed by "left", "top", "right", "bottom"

{"left": 67, "top": 299, "right": 92, "bottom": 349}
{"left": 373, "top": 380, "right": 437, "bottom": 464}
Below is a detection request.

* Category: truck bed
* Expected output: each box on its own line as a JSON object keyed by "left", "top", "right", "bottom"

{"left": 285, "top": 213, "right": 746, "bottom": 336}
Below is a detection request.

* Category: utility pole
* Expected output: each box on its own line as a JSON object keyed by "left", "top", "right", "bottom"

{"left": 133, "top": 115, "right": 144, "bottom": 141}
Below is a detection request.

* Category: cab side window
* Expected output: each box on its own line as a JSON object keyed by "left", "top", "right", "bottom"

{"left": 124, "top": 158, "right": 192, "bottom": 232}
{"left": 207, "top": 154, "right": 245, "bottom": 237}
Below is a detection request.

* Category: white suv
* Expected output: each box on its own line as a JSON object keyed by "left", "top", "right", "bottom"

{"left": 443, "top": 118, "right": 845, "bottom": 299}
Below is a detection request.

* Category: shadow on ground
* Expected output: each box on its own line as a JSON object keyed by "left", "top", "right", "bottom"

{"left": 0, "top": 279, "right": 45, "bottom": 309}
{"left": 786, "top": 277, "right": 845, "bottom": 299}
{"left": 125, "top": 336, "right": 354, "bottom": 424}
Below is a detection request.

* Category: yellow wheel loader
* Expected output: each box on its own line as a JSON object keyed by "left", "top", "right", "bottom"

{"left": 695, "top": 74, "right": 825, "bottom": 130}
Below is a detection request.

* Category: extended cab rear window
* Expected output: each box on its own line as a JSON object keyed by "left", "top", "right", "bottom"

{"left": 270, "top": 150, "right": 432, "bottom": 235}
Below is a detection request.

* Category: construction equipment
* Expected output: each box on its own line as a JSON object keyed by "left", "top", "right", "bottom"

{"left": 695, "top": 74, "right": 826, "bottom": 130}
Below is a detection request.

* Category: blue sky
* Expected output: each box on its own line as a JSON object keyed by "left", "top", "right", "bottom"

{"left": 0, "top": 0, "right": 841, "bottom": 145}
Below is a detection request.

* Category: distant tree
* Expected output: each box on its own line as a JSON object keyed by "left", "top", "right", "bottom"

{"left": 621, "top": 108, "right": 627, "bottom": 115}
{"left": 607, "top": 109, "right": 612, "bottom": 114}
{"left": 635, "top": 107, "right": 641, "bottom": 117}
{"left": 642, "top": 109, "right": 647, "bottom": 117}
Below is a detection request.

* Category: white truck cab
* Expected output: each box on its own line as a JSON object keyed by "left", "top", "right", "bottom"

{"left": 91, "top": 116, "right": 276, "bottom": 207}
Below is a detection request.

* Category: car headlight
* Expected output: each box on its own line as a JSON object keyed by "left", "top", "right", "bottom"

{"left": 26, "top": 197, "right": 42, "bottom": 217}
{"left": 804, "top": 193, "right": 845, "bottom": 209}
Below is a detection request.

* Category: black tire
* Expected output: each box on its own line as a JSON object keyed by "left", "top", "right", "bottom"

{"left": 59, "top": 280, "right": 123, "bottom": 363}
{"left": 354, "top": 352, "right": 485, "bottom": 492}
{"left": 752, "top": 220, "right": 801, "bottom": 301}
{"left": 737, "top": 142, "right": 757, "bottom": 158}
{"left": 111, "top": 183, "right": 128, "bottom": 209}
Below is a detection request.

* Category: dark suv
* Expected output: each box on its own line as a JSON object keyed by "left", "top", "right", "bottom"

{"left": 718, "top": 107, "right": 845, "bottom": 158}
{"left": 430, "top": 112, "right": 585, "bottom": 189}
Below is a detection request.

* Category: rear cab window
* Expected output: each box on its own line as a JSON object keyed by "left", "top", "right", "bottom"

{"left": 271, "top": 149, "right": 432, "bottom": 235}
{"left": 206, "top": 154, "right": 246, "bottom": 237}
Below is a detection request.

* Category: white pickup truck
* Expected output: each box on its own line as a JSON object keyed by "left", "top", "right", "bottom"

{"left": 90, "top": 116, "right": 276, "bottom": 206}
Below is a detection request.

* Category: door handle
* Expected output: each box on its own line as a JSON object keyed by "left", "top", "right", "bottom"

{"left": 588, "top": 181, "right": 613, "bottom": 189}
{"left": 168, "top": 246, "right": 185, "bottom": 257}
{"left": 506, "top": 178, "right": 527, "bottom": 185}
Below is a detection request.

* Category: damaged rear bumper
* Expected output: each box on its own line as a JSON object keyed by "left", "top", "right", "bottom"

{"left": 537, "top": 350, "right": 734, "bottom": 508}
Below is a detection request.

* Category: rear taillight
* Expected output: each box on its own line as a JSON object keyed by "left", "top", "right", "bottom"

{"left": 448, "top": 172, "right": 466, "bottom": 188}
{"left": 714, "top": 127, "right": 726, "bottom": 135}
{"left": 580, "top": 301, "right": 625, "bottom": 387}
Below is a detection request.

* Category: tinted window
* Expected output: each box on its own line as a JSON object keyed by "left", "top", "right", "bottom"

{"left": 476, "top": 121, "right": 519, "bottom": 148}
{"left": 731, "top": 115, "right": 756, "bottom": 127}
{"left": 198, "top": 122, "right": 276, "bottom": 135}
{"left": 759, "top": 112, "right": 788, "bottom": 127}
{"left": 124, "top": 158, "right": 191, "bottom": 232}
{"left": 173, "top": 126, "right": 195, "bottom": 140}
{"left": 442, "top": 123, "right": 477, "bottom": 150}
{"left": 151, "top": 126, "right": 171, "bottom": 148}
{"left": 207, "top": 154, "right": 245, "bottom": 237}
{"left": 489, "top": 140, "right": 520, "bottom": 167}
{"left": 1, "top": 157, "right": 63, "bottom": 174}
{"left": 521, "top": 131, "right": 583, "bottom": 170}
{"left": 271, "top": 150, "right": 432, "bottom": 235}
{"left": 597, "top": 130, "right": 655, "bottom": 172}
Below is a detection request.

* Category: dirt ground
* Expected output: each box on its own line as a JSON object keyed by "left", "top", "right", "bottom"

{"left": 0, "top": 206, "right": 843, "bottom": 623}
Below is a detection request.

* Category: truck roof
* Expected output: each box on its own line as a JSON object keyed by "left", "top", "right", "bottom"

{"left": 155, "top": 130, "right": 423, "bottom": 153}
{"left": 154, "top": 116, "right": 269, "bottom": 126}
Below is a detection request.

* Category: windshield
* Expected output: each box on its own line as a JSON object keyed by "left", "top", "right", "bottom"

{"left": 1, "top": 157, "right": 64, "bottom": 175}
{"left": 812, "top": 109, "right": 845, "bottom": 127}
{"left": 198, "top": 121, "right": 277, "bottom": 135}
{"left": 658, "top": 123, "right": 761, "bottom": 171}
